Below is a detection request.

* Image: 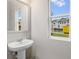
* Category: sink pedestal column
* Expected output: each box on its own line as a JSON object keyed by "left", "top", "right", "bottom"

{"left": 17, "top": 50, "right": 26, "bottom": 59}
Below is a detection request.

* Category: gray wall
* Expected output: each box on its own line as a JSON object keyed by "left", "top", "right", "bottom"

{"left": 7, "top": 0, "right": 15, "bottom": 30}
{"left": 31, "top": 0, "right": 71, "bottom": 59}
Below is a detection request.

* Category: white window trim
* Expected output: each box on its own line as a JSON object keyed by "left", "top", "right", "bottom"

{"left": 48, "top": 36, "right": 71, "bottom": 42}
{"left": 48, "top": 0, "right": 71, "bottom": 42}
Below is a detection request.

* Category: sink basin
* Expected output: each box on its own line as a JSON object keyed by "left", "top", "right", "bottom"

{"left": 8, "top": 39, "right": 34, "bottom": 51}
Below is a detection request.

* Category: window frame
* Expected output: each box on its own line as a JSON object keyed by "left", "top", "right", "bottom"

{"left": 48, "top": 0, "right": 71, "bottom": 42}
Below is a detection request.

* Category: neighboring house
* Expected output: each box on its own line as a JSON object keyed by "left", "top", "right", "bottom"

{"left": 51, "top": 17, "right": 70, "bottom": 32}
{"left": 59, "top": 18, "right": 69, "bottom": 28}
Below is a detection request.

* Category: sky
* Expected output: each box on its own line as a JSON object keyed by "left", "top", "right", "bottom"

{"left": 50, "top": 0, "right": 70, "bottom": 16}
{"left": 16, "top": 10, "right": 23, "bottom": 20}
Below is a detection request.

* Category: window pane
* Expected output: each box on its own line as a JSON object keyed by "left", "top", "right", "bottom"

{"left": 50, "top": 0, "right": 70, "bottom": 37}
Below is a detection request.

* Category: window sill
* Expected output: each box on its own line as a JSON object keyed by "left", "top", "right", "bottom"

{"left": 48, "top": 36, "right": 71, "bottom": 42}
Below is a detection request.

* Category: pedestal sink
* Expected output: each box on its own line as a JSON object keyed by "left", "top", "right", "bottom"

{"left": 8, "top": 39, "right": 34, "bottom": 59}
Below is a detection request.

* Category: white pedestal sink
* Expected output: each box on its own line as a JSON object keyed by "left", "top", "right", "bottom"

{"left": 8, "top": 39, "right": 34, "bottom": 59}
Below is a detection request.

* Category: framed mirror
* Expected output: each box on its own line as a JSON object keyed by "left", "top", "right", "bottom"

{"left": 7, "top": 0, "right": 30, "bottom": 32}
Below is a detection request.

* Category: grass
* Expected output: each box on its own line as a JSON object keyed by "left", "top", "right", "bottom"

{"left": 51, "top": 33, "right": 69, "bottom": 38}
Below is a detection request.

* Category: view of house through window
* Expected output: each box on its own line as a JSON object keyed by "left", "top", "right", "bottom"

{"left": 49, "top": 0, "right": 70, "bottom": 38}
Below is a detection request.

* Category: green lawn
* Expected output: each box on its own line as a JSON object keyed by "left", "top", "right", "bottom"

{"left": 51, "top": 33, "right": 69, "bottom": 38}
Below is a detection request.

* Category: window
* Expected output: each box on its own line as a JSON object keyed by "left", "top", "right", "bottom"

{"left": 49, "top": 0, "right": 70, "bottom": 38}
{"left": 15, "top": 10, "right": 22, "bottom": 31}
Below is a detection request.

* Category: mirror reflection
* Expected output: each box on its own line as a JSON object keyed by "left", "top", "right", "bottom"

{"left": 7, "top": 0, "right": 29, "bottom": 31}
